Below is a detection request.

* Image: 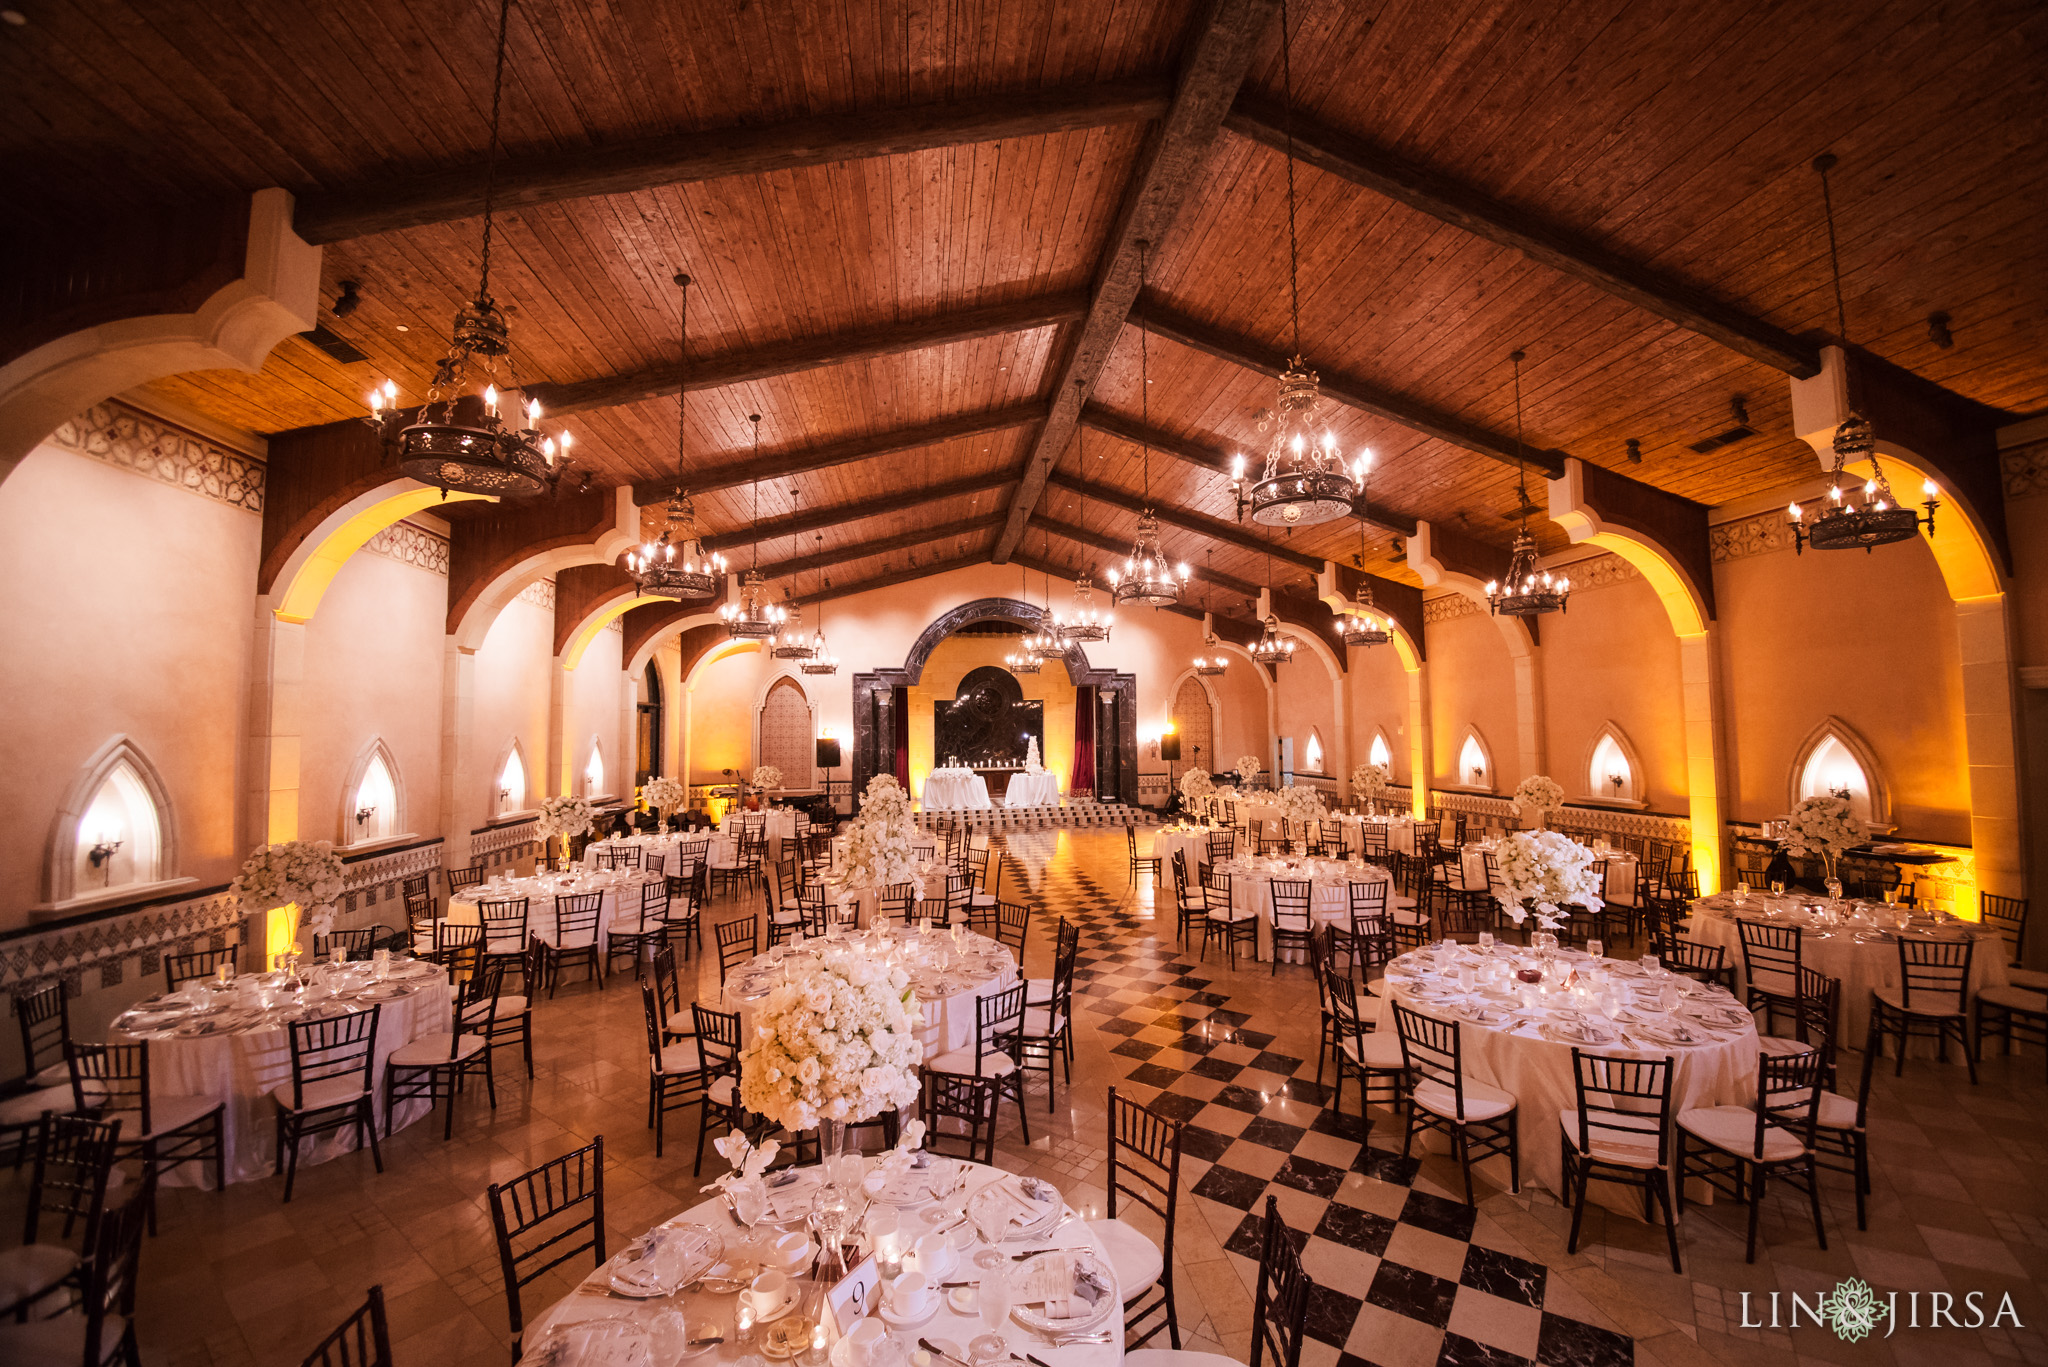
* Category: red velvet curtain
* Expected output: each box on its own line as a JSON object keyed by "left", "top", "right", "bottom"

{"left": 892, "top": 686, "right": 910, "bottom": 787}
{"left": 1071, "top": 689, "right": 1095, "bottom": 794}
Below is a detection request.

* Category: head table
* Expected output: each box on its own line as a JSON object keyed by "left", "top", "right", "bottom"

{"left": 108, "top": 957, "right": 452, "bottom": 1185}
{"left": 725, "top": 927, "right": 1017, "bottom": 1062}
{"left": 922, "top": 768, "right": 994, "bottom": 811}
{"left": 519, "top": 1154, "right": 1124, "bottom": 1367}
{"left": 1380, "top": 941, "right": 1758, "bottom": 1199}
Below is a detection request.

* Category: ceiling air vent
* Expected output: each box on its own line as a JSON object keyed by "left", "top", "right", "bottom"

{"left": 1687, "top": 395, "right": 1755, "bottom": 454}
{"left": 301, "top": 325, "right": 369, "bottom": 364}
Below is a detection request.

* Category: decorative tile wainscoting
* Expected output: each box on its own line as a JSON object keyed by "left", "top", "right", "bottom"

{"left": 471, "top": 818, "right": 540, "bottom": 869}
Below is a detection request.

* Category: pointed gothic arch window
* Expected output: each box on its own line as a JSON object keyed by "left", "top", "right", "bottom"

{"left": 1792, "top": 719, "right": 1887, "bottom": 826}
{"left": 496, "top": 741, "right": 529, "bottom": 817}
{"left": 1303, "top": 728, "right": 1325, "bottom": 775}
{"left": 1459, "top": 729, "right": 1493, "bottom": 789}
{"left": 1368, "top": 730, "right": 1393, "bottom": 771}
{"left": 344, "top": 743, "right": 401, "bottom": 845}
{"left": 1584, "top": 725, "right": 1643, "bottom": 805}
{"left": 45, "top": 736, "right": 180, "bottom": 907}
{"left": 583, "top": 738, "right": 607, "bottom": 799}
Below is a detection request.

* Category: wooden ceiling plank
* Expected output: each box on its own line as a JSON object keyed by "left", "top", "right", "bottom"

{"left": 992, "top": 0, "right": 1284, "bottom": 563}
{"left": 694, "top": 470, "right": 1021, "bottom": 554}
{"left": 294, "top": 80, "right": 1172, "bottom": 243}
{"left": 1041, "top": 469, "right": 1322, "bottom": 574}
{"left": 747, "top": 515, "right": 1005, "bottom": 584}
{"left": 1223, "top": 97, "right": 1824, "bottom": 379}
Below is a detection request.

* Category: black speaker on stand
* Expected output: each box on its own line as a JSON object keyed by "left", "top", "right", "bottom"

{"left": 1160, "top": 732, "right": 1181, "bottom": 813}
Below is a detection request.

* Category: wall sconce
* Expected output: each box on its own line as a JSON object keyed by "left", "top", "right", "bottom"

{"left": 88, "top": 836, "right": 122, "bottom": 869}
{"left": 355, "top": 804, "right": 377, "bottom": 826}
{"left": 1607, "top": 773, "right": 1626, "bottom": 795}
{"left": 497, "top": 787, "right": 511, "bottom": 807}
{"left": 1470, "top": 766, "right": 1485, "bottom": 785}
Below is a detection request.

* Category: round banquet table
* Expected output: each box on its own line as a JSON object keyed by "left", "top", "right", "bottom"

{"left": 448, "top": 868, "right": 665, "bottom": 957}
{"left": 1152, "top": 826, "right": 1225, "bottom": 883}
{"left": 921, "top": 769, "right": 993, "bottom": 810}
{"left": 723, "top": 928, "right": 1017, "bottom": 1061}
{"left": 519, "top": 1155, "right": 1125, "bottom": 1367}
{"left": 1683, "top": 891, "right": 2007, "bottom": 1051}
{"left": 1216, "top": 855, "right": 1403, "bottom": 960}
{"left": 1380, "top": 944, "right": 1759, "bottom": 1200}
{"left": 1455, "top": 837, "right": 1640, "bottom": 907}
{"left": 107, "top": 961, "right": 452, "bottom": 1186}
{"left": 1002, "top": 770, "right": 1061, "bottom": 807}
{"left": 583, "top": 832, "right": 732, "bottom": 873}
{"left": 723, "top": 809, "right": 801, "bottom": 865}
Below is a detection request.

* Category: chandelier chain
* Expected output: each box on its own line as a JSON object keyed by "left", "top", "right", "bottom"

{"left": 1816, "top": 154, "right": 1850, "bottom": 343}
{"left": 1139, "top": 241, "right": 1152, "bottom": 507}
{"left": 673, "top": 274, "right": 691, "bottom": 478}
{"left": 1511, "top": 349, "right": 1530, "bottom": 517}
{"left": 476, "top": 0, "right": 514, "bottom": 305}
{"left": 1280, "top": 0, "right": 1301, "bottom": 359}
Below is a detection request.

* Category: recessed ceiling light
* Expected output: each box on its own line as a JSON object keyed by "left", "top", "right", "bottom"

{"left": 395, "top": 324, "right": 409, "bottom": 332}
{"left": 0, "top": 11, "right": 27, "bottom": 25}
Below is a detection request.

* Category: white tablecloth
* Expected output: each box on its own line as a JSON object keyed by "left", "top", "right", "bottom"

{"left": 723, "top": 810, "right": 801, "bottom": 864}
{"left": 1219, "top": 856, "right": 1401, "bottom": 960}
{"left": 111, "top": 968, "right": 452, "bottom": 1186}
{"left": 1003, "top": 770, "right": 1061, "bottom": 807}
{"left": 584, "top": 833, "right": 728, "bottom": 873}
{"left": 724, "top": 931, "right": 1017, "bottom": 1061}
{"left": 522, "top": 1158, "right": 1125, "bottom": 1366}
{"left": 1382, "top": 946, "right": 1758, "bottom": 1198}
{"left": 1685, "top": 893, "right": 2007, "bottom": 1048}
{"left": 922, "top": 769, "right": 993, "bottom": 810}
{"left": 450, "top": 871, "right": 665, "bottom": 956}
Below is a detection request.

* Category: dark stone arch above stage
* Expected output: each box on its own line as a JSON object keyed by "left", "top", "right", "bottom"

{"left": 897, "top": 597, "right": 1097, "bottom": 683}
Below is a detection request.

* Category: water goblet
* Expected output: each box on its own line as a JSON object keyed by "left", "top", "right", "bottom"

{"left": 1477, "top": 932, "right": 1494, "bottom": 953}
{"left": 1587, "top": 939, "right": 1604, "bottom": 960}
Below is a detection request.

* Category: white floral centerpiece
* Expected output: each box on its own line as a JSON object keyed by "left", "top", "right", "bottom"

{"left": 641, "top": 775, "right": 687, "bottom": 827}
{"left": 1493, "top": 830, "right": 1605, "bottom": 931}
{"left": 231, "top": 839, "right": 347, "bottom": 953}
{"left": 739, "top": 942, "right": 924, "bottom": 1130}
{"left": 1275, "top": 783, "right": 1328, "bottom": 829}
{"left": 1782, "top": 794, "right": 1863, "bottom": 883}
{"left": 842, "top": 775, "right": 918, "bottom": 890}
{"left": 537, "top": 794, "right": 597, "bottom": 864}
{"left": 1178, "top": 767, "right": 1214, "bottom": 811}
{"left": 1511, "top": 774, "right": 1565, "bottom": 828}
{"left": 751, "top": 765, "right": 784, "bottom": 791}
{"left": 1351, "top": 762, "right": 1391, "bottom": 806}
{"left": 1235, "top": 755, "right": 1263, "bottom": 786}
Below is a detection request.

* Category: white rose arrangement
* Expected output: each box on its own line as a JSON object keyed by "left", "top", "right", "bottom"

{"left": 1493, "top": 830, "right": 1605, "bottom": 930}
{"left": 1782, "top": 795, "right": 1863, "bottom": 879}
{"left": 641, "top": 775, "right": 687, "bottom": 821}
{"left": 535, "top": 794, "right": 597, "bottom": 841}
{"left": 231, "top": 840, "right": 347, "bottom": 945}
{"left": 739, "top": 943, "right": 924, "bottom": 1130}
{"left": 751, "top": 765, "right": 784, "bottom": 790}
{"left": 1352, "top": 762, "right": 1391, "bottom": 800}
{"left": 1511, "top": 774, "right": 1565, "bottom": 818}
{"left": 842, "top": 775, "right": 918, "bottom": 890}
{"left": 1275, "top": 783, "right": 1328, "bottom": 827}
{"left": 1179, "top": 768, "right": 1214, "bottom": 807}
{"left": 1235, "top": 755, "right": 1263, "bottom": 785}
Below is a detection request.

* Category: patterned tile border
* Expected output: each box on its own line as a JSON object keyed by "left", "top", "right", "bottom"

{"left": 1708, "top": 512, "right": 1797, "bottom": 563}
{"left": 46, "top": 401, "right": 266, "bottom": 513}
{"left": 472, "top": 818, "right": 541, "bottom": 867}
{"left": 362, "top": 519, "right": 449, "bottom": 576}
{"left": 0, "top": 887, "right": 242, "bottom": 993}
{"left": 518, "top": 578, "right": 556, "bottom": 610}
{"left": 2002, "top": 442, "right": 2048, "bottom": 500}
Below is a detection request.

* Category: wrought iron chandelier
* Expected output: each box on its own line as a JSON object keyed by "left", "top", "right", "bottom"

{"left": 626, "top": 273, "right": 724, "bottom": 598}
{"left": 1485, "top": 351, "right": 1570, "bottom": 618}
{"left": 1226, "top": 0, "right": 1364, "bottom": 529}
{"left": 1022, "top": 532, "right": 1064, "bottom": 663}
{"left": 1249, "top": 615, "right": 1298, "bottom": 665}
{"left": 364, "top": 0, "right": 569, "bottom": 498}
{"left": 1786, "top": 153, "right": 1938, "bottom": 554}
{"left": 1109, "top": 243, "right": 1188, "bottom": 607}
{"left": 1006, "top": 562, "right": 1043, "bottom": 674}
{"left": 721, "top": 416, "right": 787, "bottom": 640}
{"left": 769, "top": 591, "right": 812, "bottom": 658}
{"left": 798, "top": 537, "right": 840, "bottom": 675}
{"left": 1054, "top": 413, "right": 1113, "bottom": 643}
{"left": 1189, "top": 559, "right": 1227, "bottom": 674}
{"left": 1336, "top": 519, "right": 1391, "bottom": 647}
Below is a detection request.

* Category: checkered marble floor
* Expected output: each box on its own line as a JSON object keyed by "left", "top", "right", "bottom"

{"left": 44, "top": 829, "right": 2048, "bottom": 1367}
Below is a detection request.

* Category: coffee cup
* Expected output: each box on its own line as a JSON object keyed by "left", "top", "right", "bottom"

{"left": 890, "top": 1270, "right": 932, "bottom": 1318}
{"left": 844, "top": 1319, "right": 886, "bottom": 1366}
{"left": 913, "top": 1233, "right": 948, "bottom": 1270}
{"left": 749, "top": 1269, "right": 789, "bottom": 1313}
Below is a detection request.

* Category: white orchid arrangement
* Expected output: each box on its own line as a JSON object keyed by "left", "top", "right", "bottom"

{"left": 231, "top": 840, "right": 347, "bottom": 943}
{"left": 1783, "top": 795, "right": 1863, "bottom": 868}
{"left": 641, "top": 775, "right": 687, "bottom": 819}
{"left": 873, "top": 1118, "right": 929, "bottom": 1179}
{"left": 1493, "top": 829, "right": 1605, "bottom": 930}
{"left": 1235, "top": 755, "right": 1263, "bottom": 785}
{"left": 1352, "top": 762, "right": 1391, "bottom": 799}
{"left": 1179, "top": 768, "right": 1214, "bottom": 805}
{"left": 1511, "top": 774, "right": 1565, "bottom": 817}
{"left": 700, "top": 1129, "right": 781, "bottom": 1195}
{"left": 751, "top": 765, "right": 784, "bottom": 790}
{"left": 1275, "top": 783, "right": 1328, "bottom": 827}
{"left": 739, "top": 944, "right": 924, "bottom": 1130}
{"left": 536, "top": 794, "right": 597, "bottom": 841}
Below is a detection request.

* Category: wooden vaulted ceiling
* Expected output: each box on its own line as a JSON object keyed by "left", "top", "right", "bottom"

{"left": 9, "top": 0, "right": 2043, "bottom": 611}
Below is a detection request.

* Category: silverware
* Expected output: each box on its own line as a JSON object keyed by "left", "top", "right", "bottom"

{"left": 920, "top": 1337, "right": 976, "bottom": 1367}
{"left": 1050, "top": 1332, "right": 1114, "bottom": 1346}
{"left": 1011, "top": 1247, "right": 1085, "bottom": 1261}
{"left": 686, "top": 1336, "right": 724, "bottom": 1350}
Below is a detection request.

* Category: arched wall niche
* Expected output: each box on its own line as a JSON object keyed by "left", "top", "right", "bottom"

{"left": 1168, "top": 672, "right": 1219, "bottom": 777}
{"left": 493, "top": 738, "right": 531, "bottom": 818}
{"left": 1367, "top": 729, "right": 1394, "bottom": 773}
{"left": 1789, "top": 715, "right": 1891, "bottom": 828}
{"left": 339, "top": 738, "right": 406, "bottom": 846}
{"left": 43, "top": 735, "right": 182, "bottom": 908}
{"left": 1457, "top": 727, "right": 1494, "bottom": 790}
{"left": 757, "top": 674, "right": 815, "bottom": 787}
{"left": 1580, "top": 724, "right": 1646, "bottom": 806}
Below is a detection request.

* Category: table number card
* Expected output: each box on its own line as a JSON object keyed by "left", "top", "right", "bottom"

{"left": 827, "top": 1255, "right": 879, "bottom": 1333}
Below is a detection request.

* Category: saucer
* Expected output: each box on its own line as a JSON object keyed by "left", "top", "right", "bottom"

{"left": 910, "top": 1244, "right": 955, "bottom": 1279}
{"left": 947, "top": 1286, "right": 977, "bottom": 1315}
{"left": 742, "top": 1286, "right": 800, "bottom": 1324}
{"left": 878, "top": 1294, "right": 942, "bottom": 1330}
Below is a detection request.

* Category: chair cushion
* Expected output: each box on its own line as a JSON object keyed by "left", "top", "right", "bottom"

{"left": 28, "top": 1061, "right": 68, "bottom": 1090}
{"left": 269, "top": 1076, "right": 368, "bottom": 1114}
{"left": 388, "top": 1032, "right": 487, "bottom": 1068}
{"left": 1338, "top": 1032, "right": 1405, "bottom": 1070}
{"left": 1978, "top": 984, "right": 2048, "bottom": 1014}
{"left": 0, "top": 1243, "right": 81, "bottom": 1314}
{"left": 658, "top": 1039, "right": 703, "bottom": 1075}
{"left": 1782, "top": 1090, "right": 1860, "bottom": 1131}
{"left": 1677, "top": 1105, "right": 1808, "bottom": 1162}
{"left": 927, "top": 1048, "right": 1016, "bottom": 1078}
{"left": 1023, "top": 977, "right": 1053, "bottom": 1005}
{"left": 0, "top": 1084, "right": 75, "bottom": 1127}
{"left": 1088, "top": 1217, "right": 1163, "bottom": 1300}
{"left": 1558, "top": 1109, "right": 1663, "bottom": 1168}
{"left": 2007, "top": 968, "right": 2048, "bottom": 993}
{"left": 1756, "top": 1034, "right": 1816, "bottom": 1060}
{"left": 463, "top": 995, "right": 529, "bottom": 1025}
{"left": 1020, "top": 1007, "right": 1067, "bottom": 1038}
{"left": 104, "top": 1093, "right": 220, "bottom": 1140}
{"left": 1872, "top": 985, "right": 1965, "bottom": 1018}
{"left": 1206, "top": 908, "right": 1258, "bottom": 924}
{"left": 1411, "top": 1076, "right": 1516, "bottom": 1124}
{"left": 0, "top": 1310, "right": 128, "bottom": 1367}
{"left": 1124, "top": 1350, "right": 1245, "bottom": 1367}
{"left": 708, "top": 1075, "right": 739, "bottom": 1106}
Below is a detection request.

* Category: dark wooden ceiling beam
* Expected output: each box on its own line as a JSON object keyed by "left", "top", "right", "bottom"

{"left": 749, "top": 516, "right": 1002, "bottom": 583}
{"left": 691, "top": 470, "right": 1020, "bottom": 553}
{"left": 1078, "top": 403, "right": 1423, "bottom": 538}
{"left": 1223, "top": 97, "right": 1823, "bottom": 380}
{"left": 992, "top": 0, "right": 1283, "bottom": 563}
{"left": 1042, "top": 470, "right": 1324, "bottom": 574}
{"left": 294, "top": 82, "right": 1173, "bottom": 243}
{"left": 1129, "top": 293, "right": 1566, "bottom": 477}
{"left": 636, "top": 405, "right": 1046, "bottom": 503}
{"left": 536, "top": 294, "right": 1085, "bottom": 417}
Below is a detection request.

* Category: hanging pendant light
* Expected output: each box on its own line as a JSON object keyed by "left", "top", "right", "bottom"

{"left": 721, "top": 415, "right": 787, "bottom": 640}
{"left": 1110, "top": 242, "right": 1189, "bottom": 607}
{"left": 1190, "top": 553, "right": 1228, "bottom": 674}
{"left": 1006, "top": 560, "right": 1043, "bottom": 674}
{"left": 800, "top": 539, "right": 839, "bottom": 674}
{"left": 1054, "top": 391, "right": 1113, "bottom": 644}
{"left": 769, "top": 488, "right": 814, "bottom": 658}
{"left": 1023, "top": 530, "right": 1063, "bottom": 662}
{"left": 1226, "top": 0, "right": 1365, "bottom": 529}
{"left": 365, "top": 0, "right": 568, "bottom": 498}
{"left": 626, "top": 273, "right": 725, "bottom": 598}
{"left": 1485, "top": 351, "right": 1570, "bottom": 617}
{"left": 1248, "top": 534, "right": 1297, "bottom": 664}
{"left": 1336, "top": 505, "right": 1391, "bottom": 647}
{"left": 1786, "top": 153, "right": 1939, "bottom": 554}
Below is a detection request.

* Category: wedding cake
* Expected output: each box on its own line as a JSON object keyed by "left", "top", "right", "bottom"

{"left": 1024, "top": 736, "right": 1043, "bottom": 774}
